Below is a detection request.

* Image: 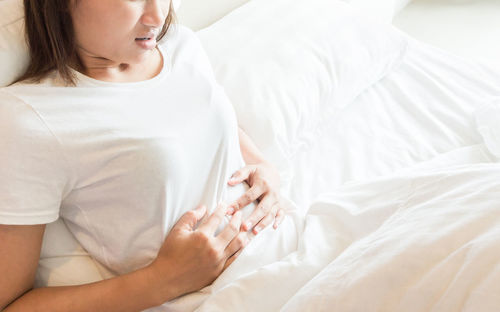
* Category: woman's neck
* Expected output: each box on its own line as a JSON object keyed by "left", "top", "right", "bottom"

{"left": 73, "top": 47, "right": 163, "bottom": 83}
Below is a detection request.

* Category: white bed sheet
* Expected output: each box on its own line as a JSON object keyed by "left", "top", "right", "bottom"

{"left": 147, "top": 33, "right": 500, "bottom": 312}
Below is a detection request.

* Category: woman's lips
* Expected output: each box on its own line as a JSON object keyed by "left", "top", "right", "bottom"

{"left": 135, "top": 37, "right": 156, "bottom": 49}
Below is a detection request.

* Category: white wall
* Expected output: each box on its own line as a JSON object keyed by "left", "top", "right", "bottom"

{"left": 393, "top": 0, "right": 500, "bottom": 66}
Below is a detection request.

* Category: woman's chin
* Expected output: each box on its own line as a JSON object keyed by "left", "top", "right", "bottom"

{"left": 127, "top": 48, "right": 159, "bottom": 65}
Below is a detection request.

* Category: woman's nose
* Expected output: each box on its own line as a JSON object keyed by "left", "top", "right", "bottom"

{"left": 141, "top": 0, "right": 168, "bottom": 28}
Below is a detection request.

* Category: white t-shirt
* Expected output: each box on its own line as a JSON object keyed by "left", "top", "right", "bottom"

{"left": 0, "top": 25, "right": 255, "bottom": 275}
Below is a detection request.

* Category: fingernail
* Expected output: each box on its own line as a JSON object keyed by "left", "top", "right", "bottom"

{"left": 254, "top": 225, "right": 262, "bottom": 234}
{"left": 244, "top": 222, "right": 252, "bottom": 231}
{"left": 226, "top": 207, "right": 234, "bottom": 215}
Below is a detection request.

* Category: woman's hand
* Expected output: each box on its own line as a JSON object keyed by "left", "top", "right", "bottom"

{"left": 148, "top": 203, "right": 249, "bottom": 303}
{"left": 227, "top": 161, "right": 286, "bottom": 234}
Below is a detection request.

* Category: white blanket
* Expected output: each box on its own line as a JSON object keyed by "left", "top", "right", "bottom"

{"left": 155, "top": 162, "right": 500, "bottom": 312}
{"left": 282, "top": 165, "right": 500, "bottom": 312}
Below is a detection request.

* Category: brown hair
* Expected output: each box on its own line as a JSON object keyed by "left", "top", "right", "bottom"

{"left": 16, "top": 0, "right": 176, "bottom": 86}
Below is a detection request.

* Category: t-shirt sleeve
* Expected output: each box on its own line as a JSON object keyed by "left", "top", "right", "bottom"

{"left": 0, "top": 91, "right": 71, "bottom": 225}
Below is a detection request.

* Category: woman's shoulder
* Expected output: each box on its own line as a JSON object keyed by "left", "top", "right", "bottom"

{"left": 0, "top": 88, "right": 27, "bottom": 109}
{"left": 0, "top": 88, "right": 39, "bottom": 121}
{"left": 159, "top": 24, "right": 208, "bottom": 64}
{"left": 159, "top": 24, "right": 216, "bottom": 82}
{"left": 0, "top": 89, "right": 52, "bottom": 140}
{"left": 0, "top": 85, "right": 38, "bottom": 114}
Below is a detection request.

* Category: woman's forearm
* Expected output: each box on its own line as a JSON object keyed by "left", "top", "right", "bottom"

{"left": 4, "top": 265, "right": 169, "bottom": 312}
{"left": 237, "top": 127, "right": 267, "bottom": 165}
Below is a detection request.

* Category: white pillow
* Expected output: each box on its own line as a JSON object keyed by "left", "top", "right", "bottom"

{"left": 0, "top": 0, "right": 183, "bottom": 87}
{"left": 197, "top": 0, "right": 408, "bottom": 172}
{"left": 0, "top": 0, "right": 27, "bottom": 87}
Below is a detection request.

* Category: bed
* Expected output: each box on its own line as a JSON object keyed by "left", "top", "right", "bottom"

{"left": 1, "top": 0, "right": 499, "bottom": 311}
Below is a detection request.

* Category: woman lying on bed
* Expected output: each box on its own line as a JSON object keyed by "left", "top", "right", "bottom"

{"left": 0, "top": 0, "right": 287, "bottom": 310}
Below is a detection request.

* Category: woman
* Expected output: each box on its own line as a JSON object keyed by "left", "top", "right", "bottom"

{"left": 0, "top": 0, "right": 286, "bottom": 310}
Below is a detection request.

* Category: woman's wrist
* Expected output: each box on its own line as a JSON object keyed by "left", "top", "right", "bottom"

{"left": 141, "top": 260, "right": 180, "bottom": 307}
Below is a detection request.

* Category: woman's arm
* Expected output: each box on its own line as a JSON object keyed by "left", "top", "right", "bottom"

{"left": 237, "top": 127, "right": 267, "bottom": 165}
{"left": 5, "top": 265, "right": 164, "bottom": 312}
{"left": 0, "top": 224, "right": 46, "bottom": 310}
{"left": 0, "top": 223, "right": 171, "bottom": 312}
{"left": 2, "top": 203, "right": 246, "bottom": 312}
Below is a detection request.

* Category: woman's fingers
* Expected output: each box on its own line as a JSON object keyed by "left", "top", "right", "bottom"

{"left": 223, "top": 232, "right": 249, "bottom": 261}
{"left": 230, "top": 183, "right": 265, "bottom": 213}
{"left": 197, "top": 202, "right": 227, "bottom": 235}
{"left": 273, "top": 208, "right": 285, "bottom": 229}
{"left": 216, "top": 210, "right": 242, "bottom": 248}
{"left": 252, "top": 203, "right": 279, "bottom": 234}
{"left": 242, "top": 195, "right": 276, "bottom": 232}
{"left": 223, "top": 248, "right": 244, "bottom": 270}
{"left": 227, "top": 165, "right": 255, "bottom": 186}
{"left": 173, "top": 204, "right": 207, "bottom": 231}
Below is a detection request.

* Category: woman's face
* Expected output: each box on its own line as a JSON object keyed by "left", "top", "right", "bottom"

{"left": 70, "top": 0, "right": 170, "bottom": 65}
